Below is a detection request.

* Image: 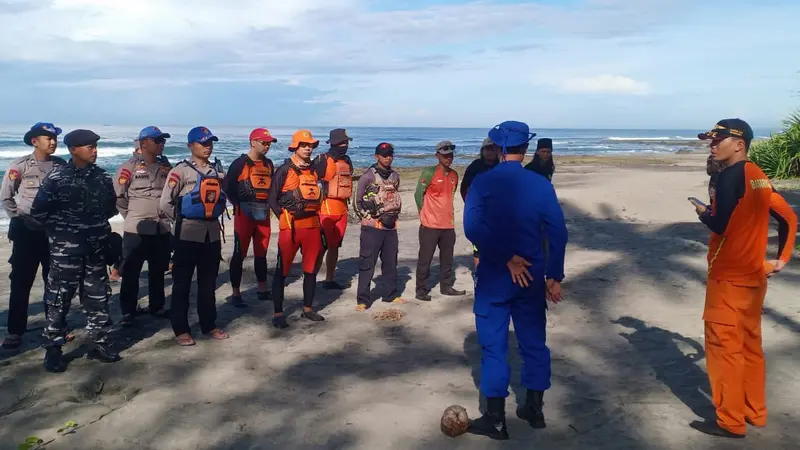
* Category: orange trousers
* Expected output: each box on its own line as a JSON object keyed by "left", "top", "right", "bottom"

{"left": 703, "top": 278, "right": 768, "bottom": 435}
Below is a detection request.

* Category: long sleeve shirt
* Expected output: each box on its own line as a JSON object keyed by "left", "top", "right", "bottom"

{"left": 700, "top": 160, "right": 797, "bottom": 282}
{"left": 464, "top": 160, "right": 568, "bottom": 283}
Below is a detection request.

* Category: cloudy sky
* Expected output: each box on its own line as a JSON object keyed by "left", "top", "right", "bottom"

{"left": 0, "top": 0, "right": 798, "bottom": 129}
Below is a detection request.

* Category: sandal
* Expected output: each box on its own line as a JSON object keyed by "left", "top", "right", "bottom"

{"left": 66, "top": 332, "right": 75, "bottom": 342}
{"left": 2, "top": 334, "right": 21, "bottom": 349}
{"left": 386, "top": 297, "right": 406, "bottom": 304}
{"left": 356, "top": 304, "right": 368, "bottom": 312}
{"left": 205, "top": 329, "right": 229, "bottom": 340}
{"left": 175, "top": 333, "right": 196, "bottom": 346}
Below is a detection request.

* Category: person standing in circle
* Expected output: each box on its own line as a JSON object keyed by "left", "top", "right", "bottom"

{"left": 224, "top": 128, "right": 277, "bottom": 307}
{"left": 159, "top": 126, "right": 229, "bottom": 346}
{"left": 312, "top": 128, "right": 355, "bottom": 290}
{"left": 268, "top": 130, "right": 326, "bottom": 329}
{"left": 524, "top": 138, "right": 555, "bottom": 181}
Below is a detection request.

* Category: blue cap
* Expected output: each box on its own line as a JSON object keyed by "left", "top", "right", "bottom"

{"left": 23, "top": 122, "right": 62, "bottom": 146}
{"left": 187, "top": 126, "right": 218, "bottom": 144}
{"left": 63, "top": 129, "right": 101, "bottom": 148}
{"left": 488, "top": 120, "right": 536, "bottom": 152}
{"left": 139, "top": 126, "right": 171, "bottom": 141}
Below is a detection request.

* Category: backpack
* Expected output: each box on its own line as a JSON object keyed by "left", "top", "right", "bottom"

{"left": 178, "top": 161, "right": 227, "bottom": 220}
{"left": 326, "top": 156, "right": 353, "bottom": 200}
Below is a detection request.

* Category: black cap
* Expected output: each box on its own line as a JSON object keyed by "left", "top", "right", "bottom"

{"left": 375, "top": 142, "right": 395, "bottom": 155}
{"left": 326, "top": 128, "right": 353, "bottom": 146}
{"left": 698, "top": 118, "right": 754, "bottom": 142}
{"left": 63, "top": 129, "right": 101, "bottom": 148}
{"left": 536, "top": 138, "right": 553, "bottom": 150}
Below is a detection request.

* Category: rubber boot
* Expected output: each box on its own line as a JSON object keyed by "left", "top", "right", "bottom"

{"left": 517, "top": 389, "right": 546, "bottom": 429}
{"left": 271, "top": 270, "right": 289, "bottom": 329}
{"left": 467, "top": 397, "right": 509, "bottom": 440}
{"left": 301, "top": 272, "right": 324, "bottom": 322}
{"left": 44, "top": 345, "right": 66, "bottom": 373}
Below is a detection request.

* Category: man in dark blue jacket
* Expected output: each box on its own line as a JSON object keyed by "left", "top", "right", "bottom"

{"left": 463, "top": 120, "right": 568, "bottom": 440}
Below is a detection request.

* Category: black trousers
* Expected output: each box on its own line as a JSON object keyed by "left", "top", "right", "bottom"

{"left": 6, "top": 217, "right": 50, "bottom": 336}
{"left": 357, "top": 226, "right": 399, "bottom": 306}
{"left": 170, "top": 238, "right": 221, "bottom": 336}
{"left": 415, "top": 225, "right": 456, "bottom": 295}
{"left": 119, "top": 232, "right": 171, "bottom": 316}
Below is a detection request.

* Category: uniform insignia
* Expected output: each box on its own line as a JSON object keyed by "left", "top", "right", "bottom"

{"left": 8, "top": 169, "right": 19, "bottom": 181}
{"left": 118, "top": 168, "right": 132, "bottom": 185}
{"left": 168, "top": 172, "right": 180, "bottom": 188}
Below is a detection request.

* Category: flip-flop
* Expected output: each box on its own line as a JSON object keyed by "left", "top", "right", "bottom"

{"left": 205, "top": 329, "right": 229, "bottom": 340}
{"left": 1, "top": 335, "right": 21, "bottom": 349}
{"left": 356, "top": 304, "right": 368, "bottom": 312}
{"left": 175, "top": 334, "right": 196, "bottom": 346}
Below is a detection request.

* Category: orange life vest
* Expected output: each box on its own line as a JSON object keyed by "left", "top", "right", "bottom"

{"left": 325, "top": 156, "right": 353, "bottom": 200}
{"left": 291, "top": 167, "right": 321, "bottom": 216}
{"left": 237, "top": 159, "right": 272, "bottom": 201}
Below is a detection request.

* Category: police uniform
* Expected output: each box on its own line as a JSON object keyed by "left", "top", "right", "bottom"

{"left": 0, "top": 123, "right": 66, "bottom": 347}
{"left": 115, "top": 126, "right": 173, "bottom": 323}
{"left": 158, "top": 126, "right": 228, "bottom": 340}
{"left": 30, "top": 129, "right": 121, "bottom": 371}
{"left": 463, "top": 121, "right": 568, "bottom": 440}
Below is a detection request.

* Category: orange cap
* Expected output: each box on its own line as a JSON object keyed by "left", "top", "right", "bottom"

{"left": 289, "top": 130, "right": 319, "bottom": 150}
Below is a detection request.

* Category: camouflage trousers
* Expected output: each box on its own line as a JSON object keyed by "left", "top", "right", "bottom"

{"left": 43, "top": 252, "right": 112, "bottom": 347}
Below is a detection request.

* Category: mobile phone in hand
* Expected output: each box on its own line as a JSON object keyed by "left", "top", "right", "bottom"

{"left": 687, "top": 197, "right": 707, "bottom": 208}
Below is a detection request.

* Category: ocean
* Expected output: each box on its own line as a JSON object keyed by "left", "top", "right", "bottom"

{"left": 0, "top": 124, "right": 778, "bottom": 228}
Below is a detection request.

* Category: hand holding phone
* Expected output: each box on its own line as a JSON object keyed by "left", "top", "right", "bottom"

{"left": 687, "top": 197, "right": 706, "bottom": 207}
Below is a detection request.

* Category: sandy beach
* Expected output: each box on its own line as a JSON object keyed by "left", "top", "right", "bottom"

{"left": 1, "top": 153, "right": 798, "bottom": 450}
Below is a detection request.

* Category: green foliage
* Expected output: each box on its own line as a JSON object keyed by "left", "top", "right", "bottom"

{"left": 17, "top": 436, "right": 43, "bottom": 450}
{"left": 750, "top": 112, "right": 800, "bottom": 179}
{"left": 57, "top": 420, "right": 79, "bottom": 434}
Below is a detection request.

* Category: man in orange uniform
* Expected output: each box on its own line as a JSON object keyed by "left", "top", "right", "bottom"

{"left": 414, "top": 140, "right": 466, "bottom": 301}
{"left": 268, "top": 130, "right": 325, "bottom": 329}
{"left": 224, "top": 128, "right": 277, "bottom": 307}
{"left": 312, "top": 128, "right": 354, "bottom": 290}
{"left": 688, "top": 118, "right": 797, "bottom": 438}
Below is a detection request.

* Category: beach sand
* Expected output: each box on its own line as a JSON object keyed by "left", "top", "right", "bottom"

{"left": 1, "top": 153, "right": 799, "bottom": 450}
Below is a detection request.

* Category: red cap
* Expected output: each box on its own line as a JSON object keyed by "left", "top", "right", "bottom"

{"left": 249, "top": 128, "right": 278, "bottom": 143}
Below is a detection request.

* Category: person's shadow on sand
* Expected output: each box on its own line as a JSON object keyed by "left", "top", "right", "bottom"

{"left": 612, "top": 316, "right": 715, "bottom": 421}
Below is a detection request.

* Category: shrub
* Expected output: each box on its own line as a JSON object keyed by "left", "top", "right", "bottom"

{"left": 750, "top": 112, "right": 800, "bottom": 179}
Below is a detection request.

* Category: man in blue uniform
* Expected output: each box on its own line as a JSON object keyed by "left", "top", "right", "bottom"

{"left": 30, "top": 129, "right": 122, "bottom": 372}
{"left": 463, "top": 120, "right": 568, "bottom": 440}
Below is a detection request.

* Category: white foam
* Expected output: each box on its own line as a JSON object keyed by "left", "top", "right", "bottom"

{"left": 0, "top": 147, "right": 135, "bottom": 159}
{"left": 607, "top": 136, "right": 674, "bottom": 141}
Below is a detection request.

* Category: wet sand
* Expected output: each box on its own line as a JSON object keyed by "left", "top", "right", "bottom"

{"left": 1, "top": 153, "right": 799, "bottom": 450}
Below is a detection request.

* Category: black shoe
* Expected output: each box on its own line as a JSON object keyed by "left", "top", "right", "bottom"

{"left": 301, "top": 310, "right": 325, "bottom": 322}
{"left": 467, "top": 398, "right": 509, "bottom": 440}
{"left": 689, "top": 420, "right": 745, "bottom": 439}
{"left": 441, "top": 287, "right": 466, "bottom": 296}
{"left": 87, "top": 342, "right": 122, "bottom": 363}
{"left": 230, "top": 295, "right": 247, "bottom": 308}
{"left": 321, "top": 281, "right": 346, "bottom": 290}
{"left": 257, "top": 291, "right": 270, "bottom": 301}
{"left": 149, "top": 307, "right": 170, "bottom": 318}
{"left": 272, "top": 315, "right": 289, "bottom": 329}
{"left": 416, "top": 292, "right": 432, "bottom": 301}
{"left": 44, "top": 346, "right": 66, "bottom": 373}
{"left": 517, "top": 390, "right": 546, "bottom": 429}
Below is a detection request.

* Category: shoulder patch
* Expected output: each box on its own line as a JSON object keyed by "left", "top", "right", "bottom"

{"left": 8, "top": 169, "right": 20, "bottom": 181}
{"left": 168, "top": 172, "right": 180, "bottom": 188}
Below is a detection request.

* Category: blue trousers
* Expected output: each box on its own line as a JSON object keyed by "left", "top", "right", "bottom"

{"left": 474, "top": 281, "right": 551, "bottom": 398}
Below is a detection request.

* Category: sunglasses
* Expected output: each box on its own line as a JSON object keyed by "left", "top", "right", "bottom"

{"left": 439, "top": 145, "right": 456, "bottom": 151}
{"left": 144, "top": 137, "right": 166, "bottom": 145}
{"left": 256, "top": 140, "right": 273, "bottom": 146}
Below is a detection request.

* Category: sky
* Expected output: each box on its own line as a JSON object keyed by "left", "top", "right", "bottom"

{"left": 0, "top": 0, "right": 799, "bottom": 129}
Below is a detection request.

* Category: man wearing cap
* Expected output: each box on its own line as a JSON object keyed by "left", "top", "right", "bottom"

{"left": 114, "top": 126, "right": 174, "bottom": 327}
{"left": 159, "top": 126, "right": 229, "bottom": 346}
{"left": 30, "top": 129, "right": 121, "bottom": 371}
{"left": 525, "top": 138, "right": 555, "bottom": 181}
{"left": 354, "top": 142, "right": 405, "bottom": 311}
{"left": 224, "top": 128, "right": 277, "bottom": 307}
{"left": 311, "top": 128, "right": 355, "bottom": 290}
{"left": 463, "top": 120, "right": 568, "bottom": 440}
{"left": 268, "top": 130, "right": 326, "bottom": 329}
{"left": 0, "top": 123, "right": 68, "bottom": 349}
{"left": 459, "top": 137, "right": 500, "bottom": 271}
{"left": 688, "top": 118, "right": 798, "bottom": 439}
{"left": 414, "top": 140, "right": 465, "bottom": 301}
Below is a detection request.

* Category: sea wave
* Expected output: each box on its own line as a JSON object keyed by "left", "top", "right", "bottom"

{"left": 0, "top": 146, "right": 136, "bottom": 159}
{"left": 607, "top": 136, "right": 679, "bottom": 141}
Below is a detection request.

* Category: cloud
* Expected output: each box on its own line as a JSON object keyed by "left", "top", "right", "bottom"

{"left": 559, "top": 75, "right": 652, "bottom": 96}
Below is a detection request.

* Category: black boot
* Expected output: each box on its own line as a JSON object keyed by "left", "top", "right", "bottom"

{"left": 517, "top": 389, "right": 546, "bottom": 429}
{"left": 467, "top": 397, "right": 509, "bottom": 440}
{"left": 87, "top": 342, "right": 121, "bottom": 363}
{"left": 44, "top": 345, "right": 66, "bottom": 373}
